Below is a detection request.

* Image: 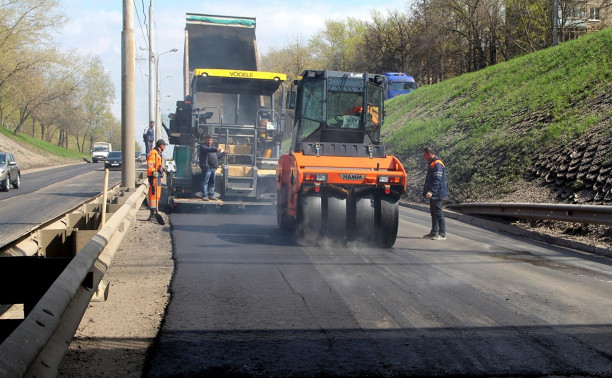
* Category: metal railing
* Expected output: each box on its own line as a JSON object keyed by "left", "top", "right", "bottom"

{"left": 0, "top": 182, "right": 148, "bottom": 377}
{"left": 451, "top": 203, "right": 612, "bottom": 226}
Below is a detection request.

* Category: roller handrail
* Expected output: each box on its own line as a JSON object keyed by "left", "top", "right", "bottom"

{"left": 0, "top": 182, "right": 148, "bottom": 377}
{"left": 451, "top": 203, "right": 612, "bottom": 226}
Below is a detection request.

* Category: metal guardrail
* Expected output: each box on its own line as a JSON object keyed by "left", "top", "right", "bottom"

{"left": 451, "top": 203, "right": 612, "bottom": 226}
{"left": 0, "top": 184, "right": 123, "bottom": 257}
{"left": 0, "top": 182, "right": 148, "bottom": 377}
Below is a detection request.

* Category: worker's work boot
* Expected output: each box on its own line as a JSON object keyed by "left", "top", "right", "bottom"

{"left": 148, "top": 209, "right": 156, "bottom": 222}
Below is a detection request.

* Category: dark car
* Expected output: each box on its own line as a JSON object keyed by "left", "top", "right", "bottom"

{"left": 136, "top": 152, "right": 146, "bottom": 162}
{"left": 104, "top": 151, "right": 122, "bottom": 170}
{"left": 0, "top": 152, "right": 20, "bottom": 191}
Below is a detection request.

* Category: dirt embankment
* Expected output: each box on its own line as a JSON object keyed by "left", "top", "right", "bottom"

{"left": 396, "top": 88, "right": 611, "bottom": 251}
{"left": 0, "top": 132, "right": 81, "bottom": 171}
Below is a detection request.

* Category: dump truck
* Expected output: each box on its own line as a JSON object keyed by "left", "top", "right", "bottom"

{"left": 276, "top": 70, "right": 407, "bottom": 247}
{"left": 164, "top": 13, "right": 286, "bottom": 210}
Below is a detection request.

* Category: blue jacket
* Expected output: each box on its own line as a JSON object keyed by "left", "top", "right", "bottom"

{"left": 423, "top": 156, "right": 447, "bottom": 200}
{"left": 143, "top": 127, "right": 155, "bottom": 143}
{"left": 199, "top": 144, "right": 225, "bottom": 170}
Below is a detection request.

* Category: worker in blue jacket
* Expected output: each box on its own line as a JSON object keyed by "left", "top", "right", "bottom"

{"left": 198, "top": 135, "right": 225, "bottom": 201}
{"left": 422, "top": 146, "right": 448, "bottom": 240}
{"left": 143, "top": 121, "right": 155, "bottom": 155}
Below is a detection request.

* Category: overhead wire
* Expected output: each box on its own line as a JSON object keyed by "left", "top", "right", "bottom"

{"left": 134, "top": 0, "right": 149, "bottom": 50}
{"left": 133, "top": 0, "right": 151, "bottom": 90}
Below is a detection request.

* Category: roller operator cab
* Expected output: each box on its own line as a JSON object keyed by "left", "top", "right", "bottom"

{"left": 276, "top": 70, "right": 407, "bottom": 248}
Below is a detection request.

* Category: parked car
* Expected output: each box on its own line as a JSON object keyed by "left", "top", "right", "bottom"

{"left": 0, "top": 152, "right": 20, "bottom": 191}
{"left": 104, "top": 151, "right": 122, "bottom": 170}
{"left": 136, "top": 152, "right": 146, "bottom": 162}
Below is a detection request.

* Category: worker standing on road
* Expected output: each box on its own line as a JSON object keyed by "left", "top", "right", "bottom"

{"left": 198, "top": 135, "right": 225, "bottom": 201}
{"left": 422, "top": 146, "right": 447, "bottom": 240}
{"left": 143, "top": 121, "right": 155, "bottom": 156}
{"left": 147, "top": 139, "right": 166, "bottom": 222}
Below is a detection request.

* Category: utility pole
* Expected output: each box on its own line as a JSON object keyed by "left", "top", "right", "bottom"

{"left": 122, "top": 0, "right": 135, "bottom": 188}
{"left": 156, "top": 58, "right": 161, "bottom": 143}
{"left": 148, "top": 1, "right": 157, "bottom": 140}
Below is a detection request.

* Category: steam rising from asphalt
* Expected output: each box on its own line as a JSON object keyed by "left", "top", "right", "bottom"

{"left": 297, "top": 232, "right": 374, "bottom": 250}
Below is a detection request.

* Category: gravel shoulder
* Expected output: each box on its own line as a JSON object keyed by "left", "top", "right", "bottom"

{"left": 57, "top": 208, "right": 173, "bottom": 377}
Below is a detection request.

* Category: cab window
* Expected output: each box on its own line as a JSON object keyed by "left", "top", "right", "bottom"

{"left": 297, "top": 79, "right": 325, "bottom": 142}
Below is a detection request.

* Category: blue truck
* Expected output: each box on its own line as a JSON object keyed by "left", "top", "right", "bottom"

{"left": 382, "top": 72, "right": 417, "bottom": 100}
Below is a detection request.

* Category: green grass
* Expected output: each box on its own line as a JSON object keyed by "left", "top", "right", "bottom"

{"left": 0, "top": 126, "right": 88, "bottom": 160}
{"left": 382, "top": 27, "right": 612, "bottom": 201}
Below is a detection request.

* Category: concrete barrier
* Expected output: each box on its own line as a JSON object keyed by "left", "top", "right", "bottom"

{"left": 0, "top": 182, "right": 148, "bottom": 377}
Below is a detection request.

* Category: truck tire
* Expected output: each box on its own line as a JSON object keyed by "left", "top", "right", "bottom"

{"left": 167, "top": 196, "right": 174, "bottom": 213}
{"left": 159, "top": 181, "right": 170, "bottom": 213}
{"left": 350, "top": 193, "right": 375, "bottom": 244}
{"left": 376, "top": 195, "right": 399, "bottom": 248}
{"left": 277, "top": 186, "right": 293, "bottom": 231}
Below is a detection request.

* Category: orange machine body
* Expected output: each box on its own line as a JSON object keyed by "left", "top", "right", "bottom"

{"left": 277, "top": 152, "right": 406, "bottom": 219}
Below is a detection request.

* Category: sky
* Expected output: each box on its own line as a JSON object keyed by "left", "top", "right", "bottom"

{"left": 56, "top": 0, "right": 411, "bottom": 149}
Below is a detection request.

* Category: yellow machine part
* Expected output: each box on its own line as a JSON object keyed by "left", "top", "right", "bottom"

{"left": 227, "top": 165, "right": 253, "bottom": 177}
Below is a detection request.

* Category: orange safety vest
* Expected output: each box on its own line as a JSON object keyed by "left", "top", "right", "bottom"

{"left": 347, "top": 106, "right": 379, "bottom": 124}
{"left": 429, "top": 159, "right": 445, "bottom": 168}
{"left": 147, "top": 148, "right": 163, "bottom": 210}
{"left": 147, "top": 148, "right": 163, "bottom": 177}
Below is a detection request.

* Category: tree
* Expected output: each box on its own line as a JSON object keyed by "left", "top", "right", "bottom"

{"left": 101, "top": 111, "right": 122, "bottom": 150}
{"left": 308, "top": 18, "right": 367, "bottom": 71}
{"left": 505, "top": 0, "right": 551, "bottom": 54}
{"left": 0, "top": 0, "right": 66, "bottom": 130}
{"left": 358, "top": 10, "right": 413, "bottom": 74}
{"left": 78, "top": 57, "right": 115, "bottom": 151}
{"left": 9, "top": 49, "right": 82, "bottom": 135}
{"left": 409, "top": 0, "right": 460, "bottom": 83}
{"left": 260, "top": 35, "right": 318, "bottom": 79}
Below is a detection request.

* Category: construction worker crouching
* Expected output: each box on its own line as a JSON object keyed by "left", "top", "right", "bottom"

{"left": 147, "top": 139, "right": 166, "bottom": 222}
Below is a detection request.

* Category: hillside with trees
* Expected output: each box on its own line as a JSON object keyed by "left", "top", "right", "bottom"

{"left": 259, "top": 5, "right": 610, "bottom": 247}
{"left": 259, "top": 3, "right": 610, "bottom": 208}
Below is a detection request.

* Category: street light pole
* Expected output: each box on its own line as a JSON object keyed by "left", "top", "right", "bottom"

{"left": 155, "top": 48, "right": 178, "bottom": 142}
{"left": 122, "top": 0, "right": 135, "bottom": 188}
{"left": 148, "top": 1, "right": 155, "bottom": 138}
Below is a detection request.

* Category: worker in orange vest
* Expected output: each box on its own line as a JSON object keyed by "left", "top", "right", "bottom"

{"left": 344, "top": 100, "right": 380, "bottom": 125}
{"left": 147, "top": 139, "right": 166, "bottom": 222}
{"left": 422, "top": 146, "right": 448, "bottom": 240}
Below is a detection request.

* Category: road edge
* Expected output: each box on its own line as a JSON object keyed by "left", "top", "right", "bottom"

{"left": 400, "top": 201, "right": 612, "bottom": 258}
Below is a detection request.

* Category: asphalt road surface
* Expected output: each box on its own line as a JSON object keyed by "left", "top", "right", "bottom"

{"left": 0, "top": 163, "right": 122, "bottom": 248}
{"left": 146, "top": 205, "right": 612, "bottom": 377}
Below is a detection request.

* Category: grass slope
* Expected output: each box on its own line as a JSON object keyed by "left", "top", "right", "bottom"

{"left": 383, "top": 27, "right": 611, "bottom": 203}
{"left": 0, "top": 126, "right": 88, "bottom": 160}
